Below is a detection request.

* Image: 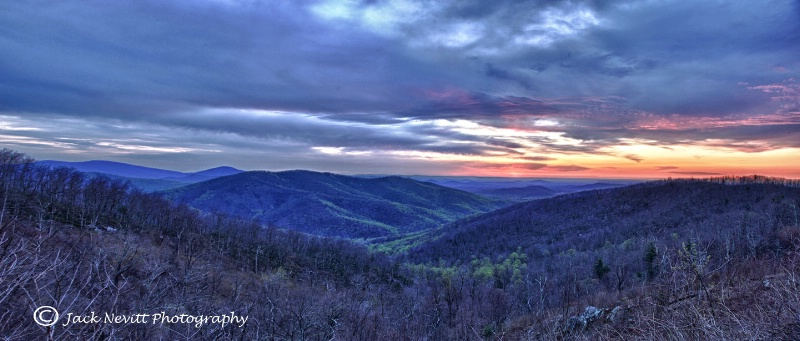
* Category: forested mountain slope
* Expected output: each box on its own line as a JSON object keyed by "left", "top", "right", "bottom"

{"left": 5, "top": 148, "right": 800, "bottom": 340}
{"left": 0, "top": 149, "right": 410, "bottom": 340}
{"left": 165, "top": 170, "right": 506, "bottom": 239}
{"left": 406, "top": 178, "right": 800, "bottom": 263}
{"left": 391, "top": 177, "right": 800, "bottom": 339}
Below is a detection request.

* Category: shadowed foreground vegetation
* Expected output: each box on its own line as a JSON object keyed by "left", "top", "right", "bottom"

{"left": 1, "top": 148, "right": 799, "bottom": 340}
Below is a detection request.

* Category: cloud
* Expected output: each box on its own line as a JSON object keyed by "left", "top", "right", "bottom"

{"left": 0, "top": 1, "right": 449, "bottom": 119}
{"left": 3, "top": 0, "right": 797, "bottom": 122}
{"left": 485, "top": 63, "right": 535, "bottom": 90}
{"left": 173, "top": 111, "right": 526, "bottom": 156}
{"left": 669, "top": 171, "right": 723, "bottom": 176}
{"left": 454, "top": 161, "right": 549, "bottom": 175}
{"left": 1, "top": 0, "right": 799, "bottom": 176}
{"left": 480, "top": 162, "right": 547, "bottom": 170}
{"left": 547, "top": 165, "right": 590, "bottom": 172}
{"left": 623, "top": 154, "right": 643, "bottom": 163}
{"left": 402, "top": 90, "right": 557, "bottom": 120}
{"left": 521, "top": 156, "right": 554, "bottom": 161}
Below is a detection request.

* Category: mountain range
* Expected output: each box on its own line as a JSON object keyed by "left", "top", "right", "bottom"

{"left": 401, "top": 178, "right": 800, "bottom": 263}
{"left": 5, "top": 149, "right": 800, "bottom": 339}
{"left": 38, "top": 159, "right": 641, "bottom": 239}
{"left": 164, "top": 170, "right": 508, "bottom": 239}
{"left": 409, "top": 176, "right": 636, "bottom": 201}
{"left": 38, "top": 160, "right": 638, "bottom": 200}
{"left": 37, "top": 160, "right": 243, "bottom": 191}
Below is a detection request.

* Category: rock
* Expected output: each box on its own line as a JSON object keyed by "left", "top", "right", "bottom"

{"left": 608, "top": 306, "right": 623, "bottom": 323}
{"left": 563, "top": 316, "right": 584, "bottom": 333}
{"left": 580, "top": 306, "right": 605, "bottom": 323}
{"left": 562, "top": 306, "right": 610, "bottom": 333}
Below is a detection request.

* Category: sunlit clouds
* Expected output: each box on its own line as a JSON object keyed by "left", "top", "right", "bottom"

{"left": 0, "top": 0, "right": 798, "bottom": 178}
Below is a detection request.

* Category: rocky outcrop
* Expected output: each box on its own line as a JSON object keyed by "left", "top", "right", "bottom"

{"left": 562, "top": 305, "right": 625, "bottom": 334}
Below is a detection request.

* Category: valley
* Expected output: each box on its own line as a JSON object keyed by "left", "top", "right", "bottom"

{"left": 4, "top": 150, "right": 800, "bottom": 340}
{"left": 6, "top": 2, "right": 798, "bottom": 339}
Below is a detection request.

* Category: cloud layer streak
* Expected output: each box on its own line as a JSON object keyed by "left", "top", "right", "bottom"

{"left": 0, "top": 0, "right": 798, "bottom": 177}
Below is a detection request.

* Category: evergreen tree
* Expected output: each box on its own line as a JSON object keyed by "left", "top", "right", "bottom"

{"left": 594, "top": 257, "right": 611, "bottom": 279}
{"left": 643, "top": 242, "right": 659, "bottom": 281}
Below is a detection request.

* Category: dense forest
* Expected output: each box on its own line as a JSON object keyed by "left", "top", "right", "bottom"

{"left": 163, "top": 170, "right": 506, "bottom": 239}
{"left": 1, "top": 148, "right": 799, "bottom": 340}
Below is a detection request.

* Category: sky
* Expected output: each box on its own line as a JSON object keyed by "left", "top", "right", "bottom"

{"left": 1, "top": 0, "right": 799, "bottom": 178}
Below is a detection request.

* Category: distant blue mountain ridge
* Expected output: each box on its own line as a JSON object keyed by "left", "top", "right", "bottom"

{"left": 36, "top": 159, "right": 640, "bottom": 200}
{"left": 36, "top": 160, "right": 244, "bottom": 184}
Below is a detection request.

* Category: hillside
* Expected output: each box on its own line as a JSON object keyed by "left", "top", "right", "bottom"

{"left": 0, "top": 149, "right": 407, "bottom": 340}
{"left": 406, "top": 179, "right": 800, "bottom": 263}
{"left": 165, "top": 170, "right": 507, "bottom": 239}
{"left": 6, "top": 149, "right": 800, "bottom": 340}
{"left": 390, "top": 178, "right": 800, "bottom": 339}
